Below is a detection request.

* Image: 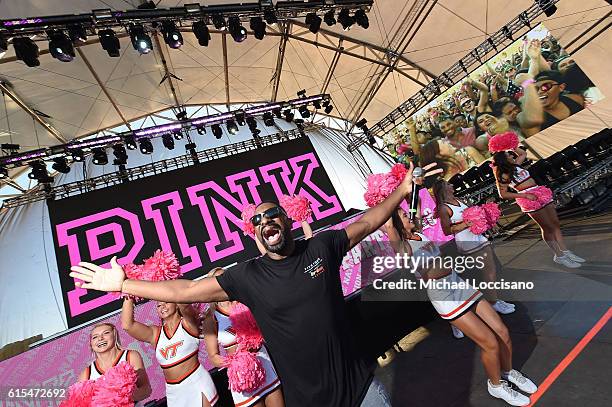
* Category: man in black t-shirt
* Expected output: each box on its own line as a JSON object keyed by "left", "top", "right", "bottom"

{"left": 70, "top": 163, "right": 440, "bottom": 406}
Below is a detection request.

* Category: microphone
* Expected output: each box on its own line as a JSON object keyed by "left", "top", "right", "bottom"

{"left": 409, "top": 166, "right": 424, "bottom": 222}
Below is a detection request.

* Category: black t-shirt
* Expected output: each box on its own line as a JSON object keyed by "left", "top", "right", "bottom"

{"left": 216, "top": 230, "right": 372, "bottom": 407}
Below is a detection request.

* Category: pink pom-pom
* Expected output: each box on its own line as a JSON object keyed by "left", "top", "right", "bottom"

{"left": 230, "top": 303, "right": 264, "bottom": 351}
{"left": 143, "top": 250, "right": 181, "bottom": 281}
{"left": 91, "top": 361, "right": 137, "bottom": 407}
{"left": 462, "top": 206, "right": 489, "bottom": 235}
{"left": 515, "top": 186, "right": 553, "bottom": 211}
{"left": 241, "top": 204, "right": 257, "bottom": 236}
{"left": 390, "top": 163, "right": 408, "bottom": 183}
{"left": 60, "top": 380, "right": 96, "bottom": 407}
{"left": 279, "top": 194, "right": 312, "bottom": 222}
{"left": 481, "top": 202, "right": 501, "bottom": 228}
{"left": 363, "top": 173, "right": 388, "bottom": 207}
{"left": 488, "top": 131, "right": 520, "bottom": 153}
{"left": 396, "top": 144, "right": 410, "bottom": 155}
{"left": 225, "top": 350, "right": 266, "bottom": 393}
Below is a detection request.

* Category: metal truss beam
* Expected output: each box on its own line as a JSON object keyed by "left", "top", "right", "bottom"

{"left": 320, "top": 38, "right": 343, "bottom": 95}
{"left": 271, "top": 22, "right": 291, "bottom": 102}
{"left": 75, "top": 47, "right": 132, "bottom": 130}
{"left": 0, "top": 81, "right": 67, "bottom": 143}
{"left": 222, "top": 33, "right": 230, "bottom": 107}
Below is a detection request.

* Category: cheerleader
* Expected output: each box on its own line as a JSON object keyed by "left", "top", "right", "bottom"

{"left": 384, "top": 207, "right": 537, "bottom": 406}
{"left": 202, "top": 268, "right": 284, "bottom": 407}
{"left": 121, "top": 298, "right": 219, "bottom": 406}
{"left": 432, "top": 179, "right": 516, "bottom": 318}
{"left": 78, "top": 322, "right": 152, "bottom": 405}
{"left": 489, "top": 131, "right": 585, "bottom": 268}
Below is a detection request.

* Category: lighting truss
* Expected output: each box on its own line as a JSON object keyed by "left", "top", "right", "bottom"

{"left": 347, "top": 0, "right": 561, "bottom": 153}
{"left": 0, "top": 1, "right": 373, "bottom": 38}
{"left": 3, "top": 128, "right": 307, "bottom": 208}
{"left": 0, "top": 94, "right": 331, "bottom": 170}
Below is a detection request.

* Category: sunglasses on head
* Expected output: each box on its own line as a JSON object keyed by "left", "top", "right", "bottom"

{"left": 536, "top": 82, "right": 559, "bottom": 93}
{"left": 507, "top": 151, "right": 518, "bottom": 159}
{"left": 250, "top": 206, "right": 286, "bottom": 226}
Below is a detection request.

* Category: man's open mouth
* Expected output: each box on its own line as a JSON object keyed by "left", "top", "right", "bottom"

{"left": 262, "top": 225, "right": 282, "bottom": 245}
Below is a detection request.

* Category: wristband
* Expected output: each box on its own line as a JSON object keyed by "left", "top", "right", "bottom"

{"left": 521, "top": 78, "right": 535, "bottom": 88}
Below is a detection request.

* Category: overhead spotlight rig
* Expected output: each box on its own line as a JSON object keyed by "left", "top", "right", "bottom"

{"left": 0, "top": 94, "right": 332, "bottom": 173}
{"left": 0, "top": 1, "right": 372, "bottom": 63}
{"left": 346, "top": 0, "right": 560, "bottom": 153}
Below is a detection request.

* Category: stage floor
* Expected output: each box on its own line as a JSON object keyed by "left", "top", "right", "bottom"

{"left": 376, "top": 202, "right": 612, "bottom": 407}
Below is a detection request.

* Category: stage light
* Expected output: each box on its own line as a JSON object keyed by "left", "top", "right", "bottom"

{"left": 235, "top": 111, "right": 246, "bottom": 126}
{"left": 13, "top": 37, "right": 40, "bottom": 67}
{"left": 0, "top": 33, "right": 7, "bottom": 53}
{"left": 228, "top": 17, "right": 247, "bottom": 43}
{"left": 354, "top": 9, "right": 369, "bottom": 29}
{"left": 273, "top": 107, "right": 282, "bottom": 118}
{"left": 51, "top": 157, "right": 71, "bottom": 174}
{"left": 129, "top": 24, "right": 152, "bottom": 54}
{"left": 305, "top": 13, "right": 322, "bottom": 34}
{"left": 48, "top": 30, "right": 75, "bottom": 62}
{"left": 536, "top": 0, "right": 557, "bottom": 17}
{"left": 250, "top": 17, "right": 266, "bottom": 40}
{"left": 338, "top": 9, "right": 355, "bottom": 31}
{"left": 283, "top": 109, "right": 294, "bottom": 122}
{"left": 125, "top": 135, "right": 138, "bottom": 150}
{"left": 193, "top": 20, "right": 211, "bottom": 46}
{"left": 70, "top": 149, "right": 84, "bottom": 162}
{"left": 356, "top": 118, "right": 367, "bottom": 129}
{"left": 297, "top": 89, "right": 307, "bottom": 98}
{"left": 502, "top": 26, "right": 513, "bottom": 41}
{"left": 162, "top": 133, "right": 175, "bottom": 150}
{"left": 162, "top": 21, "right": 183, "bottom": 49}
{"left": 68, "top": 25, "right": 87, "bottom": 43}
{"left": 294, "top": 118, "right": 304, "bottom": 126}
{"left": 173, "top": 129, "right": 184, "bottom": 140}
{"left": 487, "top": 37, "right": 498, "bottom": 52}
{"left": 324, "top": 10, "right": 336, "bottom": 26}
{"left": 298, "top": 105, "right": 311, "bottom": 119}
{"left": 211, "top": 124, "right": 223, "bottom": 139}
{"left": 519, "top": 12, "right": 532, "bottom": 29}
{"left": 323, "top": 100, "right": 333, "bottom": 114}
{"left": 264, "top": 10, "right": 278, "bottom": 25}
{"left": 92, "top": 147, "right": 108, "bottom": 165}
{"left": 196, "top": 125, "right": 206, "bottom": 135}
{"left": 98, "top": 29, "right": 121, "bottom": 57}
{"left": 0, "top": 165, "right": 7, "bottom": 179}
{"left": 226, "top": 119, "right": 239, "bottom": 134}
{"left": 246, "top": 117, "right": 258, "bottom": 130}
{"left": 139, "top": 138, "right": 154, "bottom": 154}
{"left": 313, "top": 100, "right": 321, "bottom": 110}
{"left": 263, "top": 112, "right": 275, "bottom": 126}
{"left": 112, "top": 144, "right": 128, "bottom": 165}
{"left": 28, "top": 160, "right": 51, "bottom": 182}
{"left": 212, "top": 15, "right": 227, "bottom": 31}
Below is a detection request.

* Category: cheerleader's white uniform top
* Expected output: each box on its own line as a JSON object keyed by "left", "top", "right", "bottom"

{"left": 215, "top": 307, "right": 281, "bottom": 406}
{"left": 446, "top": 201, "right": 489, "bottom": 254}
{"left": 155, "top": 319, "right": 218, "bottom": 407}
{"left": 86, "top": 349, "right": 144, "bottom": 407}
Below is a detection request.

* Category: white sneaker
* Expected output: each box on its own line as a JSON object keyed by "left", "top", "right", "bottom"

{"left": 488, "top": 380, "right": 530, "bottom": 406}
{"left": 497, "top": 300, "right": 515, "bottom": 310}
{"left": 553, "top": 254, "right": 581, "bottom": 268}
{"left": 563, "top": 250, "right": 586, "bottom": 263}
{"left": 503, "top": 369, "right": 538, "bottom": 394}
{"left": 493, "top": 300, "right": 516, "bottom": 315}
{"left": 451, "top": 325, "right": 464, "bottom": 339}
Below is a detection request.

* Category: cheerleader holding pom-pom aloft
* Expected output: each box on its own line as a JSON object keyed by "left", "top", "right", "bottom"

{"left": 489, "top": 131, "right": 585, "bottom": 268}
{"left": 201, "top": 268, "right": 284, "bottom": 407}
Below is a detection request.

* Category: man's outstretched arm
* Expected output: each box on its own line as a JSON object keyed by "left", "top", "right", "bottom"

{"left": 69, "top": 257, "right": 229, "bottom": 303}
{"left": 345, "top": 162, "right": 441, "bottom": 249}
